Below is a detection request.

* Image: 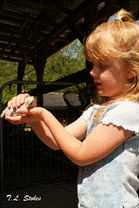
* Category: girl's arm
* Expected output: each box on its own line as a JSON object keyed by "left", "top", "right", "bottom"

{"left": 30, "top": 120, "right": 60, "bottom": 150}
{"left": 30, "top": 116, "right": 86, "bottom": 150}
{"left": 37, "top": 107, "right": 133, "bottom": 166}
{"left": 6, "top": 106, "right": 132, "bottom": 166}
{"left": 6, "top": 95, "right": 133, "bottom": 166}
{"left": 5, "top": 94, "right": 86, "bottom": 150}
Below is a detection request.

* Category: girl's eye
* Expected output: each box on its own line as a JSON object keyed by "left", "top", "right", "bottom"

{"left": 87, "top": 61, "right": 94, "bottom": 70}
{"left": 99, "top": 64, "right": 110, "bottom": 70}
{"left": 87, "top": 62, "right": 93, "bottom": 69}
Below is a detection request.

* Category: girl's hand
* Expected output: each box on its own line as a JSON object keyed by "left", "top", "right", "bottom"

{"left": 7, "top": 93, "right": 35, "bottom": 110}
{"left": 2, "top": 93, "right": 37, "bottom": 125}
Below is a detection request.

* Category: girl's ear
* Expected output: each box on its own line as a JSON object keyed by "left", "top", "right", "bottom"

{"left": 127, "top": 70, "right": 136, "bottom": 80}
{"left": 127, "top": 70, "right": 138, "bottom": 87}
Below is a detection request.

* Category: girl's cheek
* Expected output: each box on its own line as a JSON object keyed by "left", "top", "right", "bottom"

{"left": 99, "top": 73, "right": 105, "bottom": 80}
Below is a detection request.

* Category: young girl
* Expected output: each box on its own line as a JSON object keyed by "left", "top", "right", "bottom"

{"left": 4, "top": 9, "right": 139, "bottom": 208}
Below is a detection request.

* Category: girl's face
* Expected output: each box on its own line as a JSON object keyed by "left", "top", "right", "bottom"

{"left": 89, "top": 59, "right": 130, "bottom": 100}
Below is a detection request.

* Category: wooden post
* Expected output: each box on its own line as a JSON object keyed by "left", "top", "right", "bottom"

{"left": 17, "top": 61, "right": 26, "bottom": 94}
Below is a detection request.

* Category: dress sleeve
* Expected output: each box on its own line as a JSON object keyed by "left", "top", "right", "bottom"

{"left": 79, "top": 106, "right": 94, "bottom": 126}
{"left": 101, "top": 101, "right": 139, "bottom": 134}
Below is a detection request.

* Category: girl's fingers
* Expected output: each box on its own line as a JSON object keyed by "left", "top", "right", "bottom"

{"left": 4, "top": 94, "right": 36, "bottom": 119}
{"left": 5, "top": 115, "right": 24, "bottom": 124}
{"left": 7, "top": 93, "right": 30, "bottom": 109}
{"left": 16, "top": 105, "right": 28, "bottom": 114}
{"left": 5, "top": 113, "right": 30, "bottom": 124}
{"left": 7, "top": 97, "right": 16, "bottom": 108}
{"left": 17, "top": 93, "right": 30, "bottom": 105}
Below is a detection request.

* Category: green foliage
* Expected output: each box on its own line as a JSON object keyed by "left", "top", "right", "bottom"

{"left": 0, "top": 60, "right": 18, "bottom": 104}
{"left": 0, "top": 62, "right": 37, "bottom": 104}
{"left": 2, "top": 84, "right": 17, "bottom": 105}
{"left": 24, "top": 64, "right": 36, "bottom": 81}
{"left": 0, "top": 39, "right": 86, "bottom": 105}
{"left": 0, "top": 60, "right": 18, "bottom": 85}
{"left": 44, "top": 39, "right": 86, "bottom": 81}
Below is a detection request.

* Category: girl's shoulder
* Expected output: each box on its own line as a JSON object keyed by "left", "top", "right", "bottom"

{"left": 101, "top": 100, "right": 139, "bottom": 134}
{"left": 79, "top": 104, "right": 101, "bottom": 124}
{"left": 103, "top": 100, "right": 139, "bottom": 116}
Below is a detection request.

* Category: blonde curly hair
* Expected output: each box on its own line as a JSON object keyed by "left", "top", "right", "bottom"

{"left": 85, "top": 9, "right": 139, "bottom": 102}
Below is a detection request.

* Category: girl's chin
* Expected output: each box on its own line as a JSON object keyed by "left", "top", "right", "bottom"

{"left": 97, "top": 91, "right": 109, "bottom": 97}
{"left": 97, "top": 90, "right": 105, "bottom": 96}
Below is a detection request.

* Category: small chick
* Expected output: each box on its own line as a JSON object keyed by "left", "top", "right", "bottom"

{"left": 0, "top": 96, "right": 34, "bottom": 118}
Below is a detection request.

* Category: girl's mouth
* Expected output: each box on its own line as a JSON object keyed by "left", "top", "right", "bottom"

{"left": 95, "top": 82, "right": 101, "bottom": 88}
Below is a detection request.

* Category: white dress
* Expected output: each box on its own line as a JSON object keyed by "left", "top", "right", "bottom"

{"left": 78, "top": 101, "right": 139, "bottom": 208}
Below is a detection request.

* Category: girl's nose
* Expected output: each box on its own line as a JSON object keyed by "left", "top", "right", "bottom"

{"left": 89, "top": 69, "right": 94, "bottom": 77}
{"left": 90, "top": 67, "right": 98, "bottom": 78}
